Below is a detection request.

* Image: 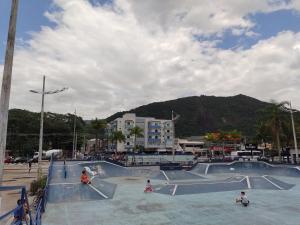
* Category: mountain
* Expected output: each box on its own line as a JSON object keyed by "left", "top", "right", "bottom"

{"left": 106, "top": 94, "right": 276, "bottom": 137}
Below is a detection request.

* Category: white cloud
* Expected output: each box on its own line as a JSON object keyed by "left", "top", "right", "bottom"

{"left": 1, "top": 0, "right": 300, "bottom": 118}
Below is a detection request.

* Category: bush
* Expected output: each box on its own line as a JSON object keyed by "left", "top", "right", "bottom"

{"left": 30, "top": 175, "right": 47, "bottom": 195}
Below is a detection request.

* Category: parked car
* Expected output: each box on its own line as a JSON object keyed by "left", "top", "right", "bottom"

{"left": 13, "top": 157, "right": 28, "bottom": 163}
{"left": 4, "top": 156, "right": 14, "bottom": 163}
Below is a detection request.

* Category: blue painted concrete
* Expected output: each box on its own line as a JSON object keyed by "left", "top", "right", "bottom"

{"left": 43, "top": 160, "right": 300, "bottom": 225}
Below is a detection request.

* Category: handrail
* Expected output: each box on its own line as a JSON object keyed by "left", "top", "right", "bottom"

{"left": 0, "top": 186, "right": 33, "bottom": 225}
{"left": 35, "top": 154, "right": 54, "bottom": 225}
{"left": 1, "top": 156, "right": 54, "bottom": 225}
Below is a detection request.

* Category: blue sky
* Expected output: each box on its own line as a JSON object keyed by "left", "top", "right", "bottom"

{"left": 1, "top": 0, "right": 300, "bottom": 117}
{"left": 218, "top": 9, "right": 300, "bottom": 49}
{"left": 0, "top": 0, "right": 54, "bottom": 63}
{"left": 2, "top": 1, "right": 300, "bottom": 61}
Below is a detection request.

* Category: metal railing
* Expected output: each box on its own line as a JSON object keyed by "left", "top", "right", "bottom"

{"left": 0, "top": 186, "right": 33, "bottom": 225}
{"left": 35, "top": 155, "right": 54, "bottom": 225}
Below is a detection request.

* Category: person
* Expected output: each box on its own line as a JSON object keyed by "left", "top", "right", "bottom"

{"left": 12, "top": 199, "right": 24, "bottom": 225}
{"left": 28, "top": 161, "right": 32, "bottom": 173}
{"left": 144, "top": 179, "right": 153, "bottom": 192}
{"left": 80, "top": 170, "right": 91, "bottom": 184}
{"left": 236, "top": 191, "right": 250, "bottom": 207}
{"left": 23, "top": 201, "right": 30, "bottom": 223}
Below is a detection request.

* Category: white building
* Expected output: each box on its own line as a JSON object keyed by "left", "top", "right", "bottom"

{"left": 107, "top": 113, "right": 174, "bottom": 152}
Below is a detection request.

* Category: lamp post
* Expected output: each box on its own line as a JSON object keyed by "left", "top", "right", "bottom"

{"left": 0, "top": 0, "right": 19, "bottom": 184}
{"left": 72, "top": 109, "right": 77, "bottom": 159}
{"left": 282, "top": 101, "right": 299, "bottom": 164}
{"left": 30, "top": 76, "right": 67, "bottom": 177}
{"left": 289, "top": 101, "right": 298, "bottom": 164}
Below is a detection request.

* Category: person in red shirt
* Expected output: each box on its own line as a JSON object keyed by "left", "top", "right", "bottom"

{"left": 80, "top": 170, "right": 91, "bottom": 184}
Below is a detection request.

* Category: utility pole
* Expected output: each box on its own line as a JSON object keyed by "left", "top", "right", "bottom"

{"left": 37, "top": 76, "right": 45, "bottom": 177}
{"left": 0, "top": 0, "right": 19, "bottom": 184}
{"left": 30, "top": 77, "right": 67, "bottom": 177}
{"left": 172, "top": 110, "right": 175, "bottom": 162}
{"left": 290, "top": 101, "right": 298, "bottom": 164}
{"left": 83, "top": 135, "right": 86, "bottom": 154}
{"left": 72, "top": 110, "right": 77, "bottom": 159}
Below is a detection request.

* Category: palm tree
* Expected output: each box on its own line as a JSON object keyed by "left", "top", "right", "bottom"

{"left": 110, "top": 131, "right": 126, "bottom": 150}
{"left": 255, "top": 122, "right": 270, "bottom": 157}
{"left": 218, "top": 130, "right": 227, "bottom": 157}
{"left": 229, "top": 130, "right": 241, "bottom": 152}
{"left": 205, "top": 133, "right": 216, "bottom": 158}
{"left": 262, "top": 101, "right": 289, "bottom": 161}
{"left": 91, "top": 118, "right": 107, "bottom": 152}
{"left": 129, "top": 126, "right": 144, "bottom": 152}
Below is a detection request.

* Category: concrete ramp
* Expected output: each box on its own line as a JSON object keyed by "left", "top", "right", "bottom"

{"left": 163, "top": 170, "right": 205, "bottom": 181}
{"left": 80, "top": 161, "right": 131, "bottom": 178}
{"left": 48, "top": 179, "right": 116, "bottom": 203}
{"left": 154, "top": 177, "right": 247, "bottom": 196}
{"left": 249, "top": 176, "right": 294, "bottom": 190}
{"left": 195, "top": 162, "right": 300, "bottom": 177}
{"left": 154, "top": 175, "right": 294, "bottom": 196}
{"left": 48, "top": 183, "right": 104, "bottom": 203}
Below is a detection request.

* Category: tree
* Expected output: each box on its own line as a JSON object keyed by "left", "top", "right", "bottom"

{"left": 91, "top": 118, "right": 107, "bottom": 152}
{"left": 110, "top": 131, "right": 126, "bottom": 150}
{"left": 260, "top": 101, "right": 289, "bottom": 161}
{"left": 229, "top": 130, "right": 241, "bottom": 151}
{"left": 218, "top": 130, "right": 227, "bottom": 157}
{"left": 129, "top": 126, "right": 144, "bottom": 152}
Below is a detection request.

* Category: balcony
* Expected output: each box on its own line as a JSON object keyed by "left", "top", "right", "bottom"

{"left": 148, "top": 131, "right": 161, "bottom": 135}
{"left": 148, "top": 125, "right": 161, "bottom": 129}
{"left": 148, "top": 139, "right": 161, "bottom": 145}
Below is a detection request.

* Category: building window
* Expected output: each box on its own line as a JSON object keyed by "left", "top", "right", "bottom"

{"left": 155, "top": 129, "right": 158, "bottom": 132}
{"left": 127, "top": 135, "right": 130, "bottom": 138}
{"left": 167, "top": 136, "right": 170, "bottom": 139}
{"left": 167, "top": 130, "right": 170, "bottom": 132}
{"left": 155, "top": 136, "right": 158, "bottom": 139}
{"left": 127, "top": 142, "right": 130, "bottom": 145}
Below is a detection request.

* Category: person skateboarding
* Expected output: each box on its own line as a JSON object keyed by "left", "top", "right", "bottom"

{"left": 236, "top": 191, "right": 250, "bottom": 207}
{"left": 80, "top": 170, "right": 91, "bottom": 184}
{"left": 144, "top": 179, "right": 153, "bottom": 193}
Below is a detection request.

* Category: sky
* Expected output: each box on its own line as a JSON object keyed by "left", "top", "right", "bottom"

{"left": 1, "top": 0, "right": 300, "bottom": 119}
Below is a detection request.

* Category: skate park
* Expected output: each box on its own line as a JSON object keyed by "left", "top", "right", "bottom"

{"left": 41, "top": 160, "right": 300, "bottom": 225}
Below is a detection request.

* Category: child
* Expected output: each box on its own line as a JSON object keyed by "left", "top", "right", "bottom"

{"left": 13, "top": 199, "right": 24, "bottom": 225}
{"left": 144, "top": 179, "right": 153, "bottom": 192}
{"left": 80, "top": 170, "right": 91, "bottom": 184}
{"left": 236, "top": 191, "right": 249, "bottom": 207}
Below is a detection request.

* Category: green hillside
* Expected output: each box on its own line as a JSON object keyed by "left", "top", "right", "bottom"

{"left": 106, "top": 94, "right": 299, "bottom": 137}
{"left": 6, "top": 109, "right": 85, "bottom": 156}
{"left": 6, "top": 94, "right": 300, "bottom": 156}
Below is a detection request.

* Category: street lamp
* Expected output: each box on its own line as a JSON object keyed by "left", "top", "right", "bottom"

{"left": 281, "top": 101, "right": 299, "bottom": 164}
{"left": 30, "top": 75, "right": 68, "bottom": 177}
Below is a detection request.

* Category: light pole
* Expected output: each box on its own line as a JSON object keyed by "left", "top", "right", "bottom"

{"left": 0, "top": 0, "right": 19, "bottom": 184}
{"left": 282, "top": 101, "right": 299, "bottom": 164}
{"left": 289, "top": 101, "right": 298, "bottom": 164}
{"left": 72, "top": 109, "right": 77, "bottom": 159}
{"left": 30, "top": 76, "right": 67, "bottom": 177}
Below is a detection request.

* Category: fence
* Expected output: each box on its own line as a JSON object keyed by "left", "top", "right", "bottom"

{"left": 0, "top": 186, "right": 33, "bottom": 225}
{"left": 35, "top": 155, "right": 54, "bottom": 225}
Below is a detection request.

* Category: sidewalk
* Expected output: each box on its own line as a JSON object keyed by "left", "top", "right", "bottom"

{"left": 0, "top": 161, "right": 49, "bottom": 215}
